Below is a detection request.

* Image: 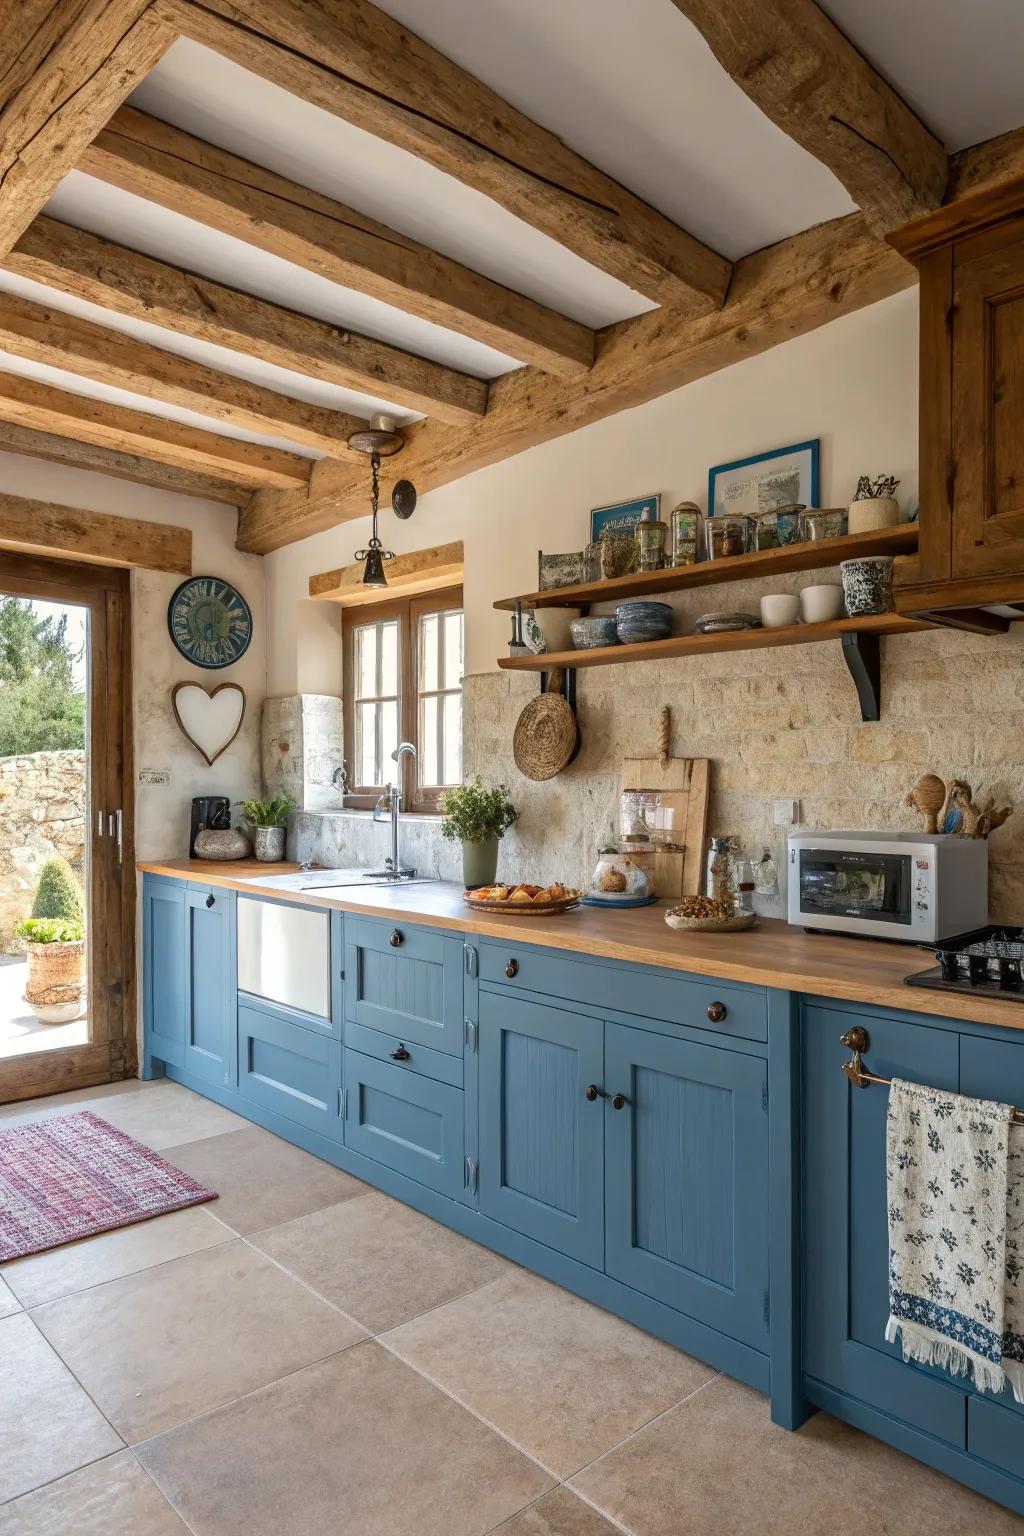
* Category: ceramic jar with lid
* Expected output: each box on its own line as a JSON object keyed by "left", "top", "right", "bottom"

{"left": 590, "top": 846, "right": 650, "bottom": 901}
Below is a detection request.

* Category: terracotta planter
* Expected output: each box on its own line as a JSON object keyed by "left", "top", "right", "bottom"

{"left": 23, "top": 939, "right": 86, "bottom": 1024}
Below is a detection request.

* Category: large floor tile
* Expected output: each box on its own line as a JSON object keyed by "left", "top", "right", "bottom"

{"left": 0, "top": 1450, "right": 190, "bottom": 1535}
{"left": 0, "top": 1312, "right": 121, "bottom": 1502}
{"left": 0, "top": 1078, "right": 152, "bottom": 1125}
{"left": 31, "top": 1238, "right": 366, "bottom": 1442}
{"left": 0, "top": 1079, "right": 246, "bottom": 1148}
{"left": 491, "top": 1487, "right": 621, "bottom": 1534}
{"left": 2, "top": 1205, "right": 229, "bottom": 1308}
{"left": 254, "top": 1190, "right": 509, "bottom": 1332}
{"left": 161, "top": 1124, "right": 366, "bottom": 1234}
{"left": 571, "top": 1376, "right": 1021, "bottom": 1535}
{"left": 138, "top": 1340, "right": 552, "bottom": 1536}
{"left": 0, "top": 1274, "right": 19, "bottom": 1317}
{"left": 385, "top": 1268, "right": 714, "bottom": 1478}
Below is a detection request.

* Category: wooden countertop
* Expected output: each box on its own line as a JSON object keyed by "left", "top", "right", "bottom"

{"left": 139, "top": 859, "right": 1024, "bottom": 1033}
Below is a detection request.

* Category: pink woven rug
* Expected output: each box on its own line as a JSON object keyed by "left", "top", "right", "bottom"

{"left": 0, "top": 1110, "right": 217, "bottom": 1261}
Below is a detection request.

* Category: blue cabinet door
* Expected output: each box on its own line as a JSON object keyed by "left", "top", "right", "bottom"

{"left": 184, "top": 887, "right": 236, "bottom": 1087}
{"left": 143, "top": 877, "right": 186, "bottom": 1073}
{"left": 478, "top": 990, "right": 604, "bottom": 1268}
{"left": 238, "top": 1003, "right": 342, "bottom": 1139}
{"left": 345, "top": 917, "right": 463, "bottom": 1055}
{"left": 344, "top": 1048, "right": 467, "bottom": 1201}
{"left": 803, "top": 1004, "right": 967, "bottom": 1445}
{"left": 604, "top": 1022, "right": 770, "bottom": 1351}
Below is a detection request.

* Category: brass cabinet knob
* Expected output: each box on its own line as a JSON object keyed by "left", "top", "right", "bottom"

{"left": 707, "top": 1001, "right": 727, "bottom": 1023}
{"left": 611, "top": 1093, "right": 628, "bottom": 1110}
{"left": 389, "top": 929, "right": 403, "bottom": 947}
{"left": 585, "top": 1084, "right": 605, "bottom": 1102}
{"left": 390, "top": 1044, "right": 411, "bottom": 1061}
{"left": 505, "top": 959, "right": 519, "bottom": 978}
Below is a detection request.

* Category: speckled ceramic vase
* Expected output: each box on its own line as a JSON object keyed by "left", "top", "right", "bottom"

{"left": 840, "top": 555, "right": 894, "bottom": 616}
{"left": 254, "top": 825, "right": 287, "bottom": 862}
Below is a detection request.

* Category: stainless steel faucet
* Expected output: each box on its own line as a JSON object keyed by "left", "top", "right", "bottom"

{"left": 373, "top": 742, "right": 417, "bottom": 878}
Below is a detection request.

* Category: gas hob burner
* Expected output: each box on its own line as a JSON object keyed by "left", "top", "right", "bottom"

{"left": 906, "top": 925, "right": 1024, "bottom": 1002}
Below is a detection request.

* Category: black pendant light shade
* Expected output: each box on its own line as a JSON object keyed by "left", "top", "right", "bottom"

{"left": 360, "top": 546, "right": 389, "bottom": 587}
{"left": 347, "top": 415, "right": 416, "bottom": 590}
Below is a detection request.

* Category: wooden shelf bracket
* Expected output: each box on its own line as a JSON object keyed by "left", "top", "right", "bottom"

{"left": 841, "top": 630, "right": 882, "bottom": 722}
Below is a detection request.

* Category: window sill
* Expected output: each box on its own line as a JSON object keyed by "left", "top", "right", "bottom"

{"left": 308, "top": 807, "right": 444, "bottom": 824}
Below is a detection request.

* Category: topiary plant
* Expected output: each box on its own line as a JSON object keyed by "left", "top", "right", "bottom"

{"left": 31, "top": 857, "right": 84, "bottom": 924}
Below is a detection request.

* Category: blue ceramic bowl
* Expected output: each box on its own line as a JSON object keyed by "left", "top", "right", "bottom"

{"left": 615, "top": 601, "right": 673, "bottom": 644}
{"left": 570, "top": 615, "right": 619, "bottom": 649}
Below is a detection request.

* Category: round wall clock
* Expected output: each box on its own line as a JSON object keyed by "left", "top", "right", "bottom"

{"left": 167, "top": 576, "right": 253, "bottom": 669}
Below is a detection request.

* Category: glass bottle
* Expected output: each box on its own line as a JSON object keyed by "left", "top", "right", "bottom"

{"left": 735, "top": 857, "right": 756, "bottom": 915}
{"left": 635, "top": 519, "right": 668, "bottom": 572}
{"left": 755, "top": 847, "right": 779, "bottom": 896}
{"left": 705, "top": 836, "right": 737, "bottom": 909}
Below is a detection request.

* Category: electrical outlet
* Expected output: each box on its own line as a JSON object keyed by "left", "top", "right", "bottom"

{"left": 773, "top": 798, "right": 800, "bottom": 827}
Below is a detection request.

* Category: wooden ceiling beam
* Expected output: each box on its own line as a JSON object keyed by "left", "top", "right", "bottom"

{"left": 158, "top": 0, "right": 733, "bottom": 313}
{"left": 668, "top": 0, "right": 948, "bottom": 235}
{"left": 80, "top": 107, "right": 596, "bottom": 377}
{"left": 0, "top": 419, "right": 247, "bottom": 505}
{"left": 0, "top": 488, "right": 192, "bottom": 574}
{"left": 0, "top": 0, "right": 174, "bottom": 256}
{"left": 0, "top": 371, "right": 311, "bottom": 490}
{"left": 8, "top": 216, "right": 487, "bottom": 426}
{"left": 0, "top": 290, "right": 371, "bottom": 455}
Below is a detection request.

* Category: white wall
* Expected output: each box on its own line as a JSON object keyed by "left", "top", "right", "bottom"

{"left": 0, "top": 453, "right": 265, "bottom": 860}
{"left": 266, "top": 288, "right": 920, "bottom": 692}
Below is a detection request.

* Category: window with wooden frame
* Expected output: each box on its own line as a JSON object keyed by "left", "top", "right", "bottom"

{"left": 342, "top": 586, "right": 464, "bottom": 812}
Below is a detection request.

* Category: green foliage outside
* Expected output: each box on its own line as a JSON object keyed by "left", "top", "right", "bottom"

{"left": 14, "top": 916, "right": 84, "bottom": 945}
{"left": 0, "top": 597, "right": 85, "bottom": 756}
{"left": 239, "top": 796, "right": 295, "bottom": 827}
{"left": 31, "top": 857, "right": 85, "bottom": 924}
{"left": 440, "top": 776, "right": 518, "bottom": 845}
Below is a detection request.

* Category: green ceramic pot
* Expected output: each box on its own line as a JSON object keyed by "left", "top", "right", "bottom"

{"left": 462, "top": 837, "right": 499, "bottom": 890}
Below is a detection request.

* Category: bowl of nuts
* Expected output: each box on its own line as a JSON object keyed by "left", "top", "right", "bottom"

{"left": 664, "top": 895, "right": 756, "bottom": 933}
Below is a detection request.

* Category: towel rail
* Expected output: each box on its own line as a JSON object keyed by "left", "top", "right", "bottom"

{"left": 840, "top": 1027, "right": 1024, "bottom": 1124}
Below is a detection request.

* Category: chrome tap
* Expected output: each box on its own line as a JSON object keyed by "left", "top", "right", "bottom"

{"left": 373, "top": 742, "right": 417, "bottom": 878}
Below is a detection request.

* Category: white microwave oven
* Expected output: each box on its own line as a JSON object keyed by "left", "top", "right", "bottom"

{"left": 787, "top": 831, "right": 988, "bottom": 943}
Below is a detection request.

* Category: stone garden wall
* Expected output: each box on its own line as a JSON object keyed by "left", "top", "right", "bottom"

{"left": 0, "top": 750, "right": 86, "bottom": 951}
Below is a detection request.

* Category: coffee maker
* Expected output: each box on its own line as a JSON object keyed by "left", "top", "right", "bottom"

{"left": 190, "top": 795, "right": 230, "bottom": 857}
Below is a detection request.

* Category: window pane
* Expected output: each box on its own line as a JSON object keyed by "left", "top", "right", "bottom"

{"left": 444, "top": 612, "right": 464, "bottom": 690}
{"left": 357, "top": 701, "right": 378, "bottom": 786}
{"left": 356, "top": 625, "right": 377, "bottom": 699}
{"left": 380, "top": 699, "right": 398, "bottom": 778}
{"left": 380, "top": 619, "right": 399, "bottom": 696}
{"left": 442, "top": 693, "right": 462, "bottom": 785}
{"left": 420, "top": 694, "right": 438, "bottom": 786}
{"left": 420, "top": 613, "right": 439, "bottom": 692}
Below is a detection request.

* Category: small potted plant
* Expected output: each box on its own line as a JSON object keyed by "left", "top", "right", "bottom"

{"left": 239, "top": 796, "right": 295, "bottom": 862}
{"left": 440, "top": 775, "right": 518, "bottom": 889}
{"left": 15, "top": 857, "right": 86, "bottom": 1024}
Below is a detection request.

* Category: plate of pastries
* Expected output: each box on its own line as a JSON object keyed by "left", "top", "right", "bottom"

{"left": 464, "top": 881, "right": 584, "bottom": 915}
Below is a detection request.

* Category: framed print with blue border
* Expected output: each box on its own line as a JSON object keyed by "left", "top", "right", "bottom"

{"left": 167, "top": 576, "right": 253, "bottom": 669}
{"left": 590, "top": 492, "right": 661, "bottom": 542}
{"left": 707, "top": 440, "right": 819, "bottom": 519}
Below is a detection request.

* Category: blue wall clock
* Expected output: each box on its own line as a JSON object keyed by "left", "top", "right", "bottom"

{"left": 167, "top": 576, "right": 253, "bottom": 669}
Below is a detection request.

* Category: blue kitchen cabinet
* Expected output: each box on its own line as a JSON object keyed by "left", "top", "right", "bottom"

{"left": 478, "top": 989, "right": 605, "bottom": 1268}
{"left": 344, "top": 916, "right": 464, "bottom": 1055}
{"left": 143, "top": 875, "right": 235, "bottom": 1086}
{"left": 802, "top": 1002, "right": 967, "bottom": 1444}
{"left": 143, "top": 876, "right": 186, "bottom": 1074}
{"left": 238, "top": 1002, "right": 343, "bottom": 1139}
{"left": 343, "top": 1047, "right": 467, "bottom": 1200}
{"left": 604, "top": 1022, "right": 771, "bottom": 1352}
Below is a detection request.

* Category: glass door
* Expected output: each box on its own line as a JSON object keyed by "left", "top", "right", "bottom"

{"left": 0, "top": 553, "right": 131, "bottom": 1105}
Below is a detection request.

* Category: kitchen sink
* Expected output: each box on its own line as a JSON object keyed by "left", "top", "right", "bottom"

{"left": 234, "top": 867, "right": 434, "bottom": 894}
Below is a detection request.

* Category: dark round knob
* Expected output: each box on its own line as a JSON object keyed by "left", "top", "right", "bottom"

{"left": 611, "top": 1093, "right": 627, "bottom": 1111}
{"left": 585, "top": 1084, "right": 604, "bottom": 1102}
{"left": 389, "top": 929, "right": 403, "bottom": 947}
{"left": 390, "top": 1044, "right": 411, "bottom": 1061}
{"left": 707, "top": 1001, "right": 727, "bottom": 1023}
{"left": 205, "top": 893, "right": 215, "bottom": 908}
{"left": 505, "top": 959, "right": 519, "bottom": 978}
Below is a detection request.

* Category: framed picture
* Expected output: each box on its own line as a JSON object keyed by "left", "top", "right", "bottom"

{"left": 590, "top": 492, "right": 661, "bottom": 542}
{"left": 707, "top": 440, "right": 819, "bottom": 519}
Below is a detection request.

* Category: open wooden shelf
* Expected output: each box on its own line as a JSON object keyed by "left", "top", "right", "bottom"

{"left": 497, "top": 612, "right": 931, "bottom": 673}
{"left": 493, "top": 524, "right": 918, "bottom": 611}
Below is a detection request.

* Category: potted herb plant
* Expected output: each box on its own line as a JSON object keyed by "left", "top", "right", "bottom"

{"left": 440, "top": 775, "right": 518, "bottom": 889}
{"left": 15, "top": 857, "right": 86, "bottom": 1024}
{"left": 239, "top": 796, "right": 295, "bottom": 862}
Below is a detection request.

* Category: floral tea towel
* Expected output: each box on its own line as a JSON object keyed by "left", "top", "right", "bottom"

{"left": 886, "top": 1077, "right": 1012, "bottom": 1396}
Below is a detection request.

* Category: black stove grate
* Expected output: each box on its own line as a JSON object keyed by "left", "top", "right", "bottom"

{"left": 905, "top": 925, "right": 1024, "bottom": 1001}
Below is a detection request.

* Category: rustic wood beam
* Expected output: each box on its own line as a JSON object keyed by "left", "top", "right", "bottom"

{"left": 80, "top": 107, "right": 596, "bottom": 377}
{"left": 0, "top": 290, "right": 371, "bottom": 454}
{"left": 158, "top": 0, "right": 733, "bottom": 313}
{"left": 0, "top": 418, "right": 247, "bottom": 505}
{"left": 0, "top": 0, "right": 174, "bottom": 256}
{"left": 0, "top": 488, "right": 192, "bottom": 573}
{"left": 9, "top": 216, "right": 487, "bottom": 426}
{"left": 238, "top": 211, "right": 914, "bottom": 552}
{"left": 310, "top": 541, "right": 464, "bottom": 606}
{"left": 668, "top": 0, "right": 948, "bottom": 235}
{"left": 0, "top": 371, "right": 311, "bottom": 489}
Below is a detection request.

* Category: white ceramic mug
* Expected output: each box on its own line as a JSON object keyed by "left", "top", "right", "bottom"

{"left": 799, "top": 583, "right": 845, "bottom": 623}
{"left": 759, "top": 593, "right": 800, "bottom": 628}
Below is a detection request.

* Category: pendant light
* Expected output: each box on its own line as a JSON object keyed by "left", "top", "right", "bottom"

{"left": 349, "top": 413, "right": 417, "bottom": 588}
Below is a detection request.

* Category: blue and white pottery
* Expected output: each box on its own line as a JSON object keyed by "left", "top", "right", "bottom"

{"left": 570, "top": 615, "right": 619, "bottom": 649}
{"left": 840, "top": 555, "right": 894, "bottom": 616}
{"left": 615, "top": 601, "right": 673, "bottom": 643}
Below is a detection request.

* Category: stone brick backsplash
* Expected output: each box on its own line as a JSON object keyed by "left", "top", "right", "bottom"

{"left": 0, "top": 750, "right": 86, "bottom": 951}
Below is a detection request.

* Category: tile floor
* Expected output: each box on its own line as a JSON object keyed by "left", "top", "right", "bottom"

{"left": 1, "top": 1078, "right": 1022, "bottom": 1534}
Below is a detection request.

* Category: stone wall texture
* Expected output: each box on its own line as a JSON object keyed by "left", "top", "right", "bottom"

{"left": 0, "top": 750, "right": 86, "bottom": 951}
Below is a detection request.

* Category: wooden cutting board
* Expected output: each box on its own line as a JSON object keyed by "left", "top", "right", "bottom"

{"left": 620, "top": 707, "right": 710, "bottom": 898}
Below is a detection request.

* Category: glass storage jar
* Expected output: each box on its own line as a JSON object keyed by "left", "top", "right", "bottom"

{"left": 702, "top": 515, "right": 751, "bottom": 560}
{"left": 636, "top": 519, "right": 668, "bottom": 572}
{"left": 705, "top": 835, "right": 738, "bottom": 908}
{"left": 669, "top": 502, "right": 702, "bottom": 567}
{"left": 590, "top": 846, "right": 650, "bottom": 900}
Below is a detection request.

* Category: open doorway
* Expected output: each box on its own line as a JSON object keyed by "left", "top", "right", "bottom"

{"left": 0, "top": 554, "right": 133, "bottom": 1104}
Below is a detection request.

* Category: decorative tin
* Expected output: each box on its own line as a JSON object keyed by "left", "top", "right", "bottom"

{"left": 669, "top": 502, "right": 702, "bottom": 566}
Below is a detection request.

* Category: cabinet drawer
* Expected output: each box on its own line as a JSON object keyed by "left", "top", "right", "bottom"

{"left": 344, "top": 1018, "right": 463, "bottom": 1088}
{"left": 968, "top": 1396, "right": 1024, "bottom": 1478}
{"left": 344, "top": 1048, "right": 467, "bottom": 1201}
{"left": 345, "top": 917, "right": 463, "bottom": 1055}
{"left": 238, "top": 1004, "right": 342, "bottom": 1139}
{"left": 479, "top": 942, "right": 766, "bottom": 1042}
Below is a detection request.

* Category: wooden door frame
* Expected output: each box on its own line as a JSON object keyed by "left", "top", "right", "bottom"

{"left": 0, "top": 552, "right": 135, "bottom": 1103}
